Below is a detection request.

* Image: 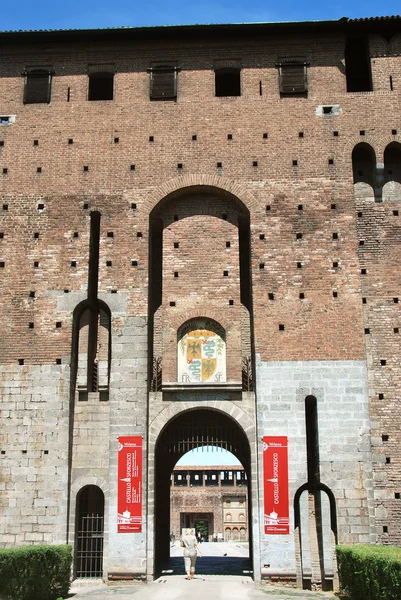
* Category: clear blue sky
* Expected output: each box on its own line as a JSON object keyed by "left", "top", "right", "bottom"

{"left": 176, "top": 446, "right": 241, "bottom": 467}
{"left": 1, "top": 0, "right": 400, "bottom": 32}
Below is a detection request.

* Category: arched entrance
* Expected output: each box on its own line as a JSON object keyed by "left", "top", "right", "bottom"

{"left": 147, "top": 182, "right": 259, "bottom": 579}
{"left": 74, "top": 485, "right": 104, "bottom": 578}
{"left": 154, "top": 408, "right": 253, "bottom": 577}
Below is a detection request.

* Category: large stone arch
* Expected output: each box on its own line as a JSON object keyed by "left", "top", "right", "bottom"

{"left": 149, "top": 401, "right": 256, "bottom": 448}
{"left": 143, "top": 174, "right": 258, "bottom": 218}
{"left": 147, "top": 402, "right": 260, "bottom": 580}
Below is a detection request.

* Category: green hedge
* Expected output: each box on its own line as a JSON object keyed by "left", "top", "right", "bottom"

{"left": 0, "top": 545, "right": 72, "bottom": 600}
{"left": 337, "top": 544, "right": 401, "bottom": 600}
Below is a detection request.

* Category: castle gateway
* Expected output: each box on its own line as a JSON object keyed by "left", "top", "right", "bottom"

{"left": 1, "top": 15, "right": 401, "bottom": 589}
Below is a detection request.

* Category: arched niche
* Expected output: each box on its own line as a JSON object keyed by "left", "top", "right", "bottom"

{"left": 383, "top": 142, "right": 401, "bottom": 202}
{"left": 71, "top": 299, "right": 111, "bottom": 398}
{"left": 148, "top": 185, "right": 252, "bottom": 389}
{"left": 177, "top": 317, "right": 226, "bottom": 384}
{"left": 74, "top": 485, "right": 105, "bottom": 578}
{"left": 352, "top": 143, "right": 376, "bottom": 200}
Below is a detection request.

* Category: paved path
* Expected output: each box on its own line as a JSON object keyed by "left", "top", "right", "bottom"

{"left": 164, "top": 541, "right": 252, "bottom": 576}
{"left": 68, "top": 543, "right": 338, "bottom": 600}
{"left": 69, "top": 579, "right": 338, "bottom": 600}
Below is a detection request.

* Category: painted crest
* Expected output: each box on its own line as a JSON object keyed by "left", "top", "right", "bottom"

{"left": 178, "top": 318, "right": 226, "bottom": 383}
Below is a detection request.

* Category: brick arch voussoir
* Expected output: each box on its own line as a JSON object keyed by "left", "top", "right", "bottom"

{"left": 344, "top": 136, "right": 401, "bottom": 165}
{"left": 150, "top": 402, "right": 255, "bottom": 450}
{"left": 339, "top": 139, "right": 380, "bottom": 188}
{"left": 342, "top": 138, "right": 378, "bottom": 163}
{"left": 169, "top": 307, "right": 231, "bottom": 332}
{"left": 144, "top": 174, "right": 257, "bottom": 217}
{"left": 383, "top": 137, "right": 401, "bottom": 159}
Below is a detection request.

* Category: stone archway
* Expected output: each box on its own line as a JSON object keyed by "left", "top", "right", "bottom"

{"left": 146, "top": 181, "right": 260, "bottom": 580}
{"left": 150, "top": 406, "right": 259, "bottom": 578}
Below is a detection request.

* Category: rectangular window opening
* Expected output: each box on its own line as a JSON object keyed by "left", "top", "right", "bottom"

{"left": 23, "top": 69, "right": 52, "bottom": 104}
{"left": 345, "top": 37, "right": 372, "bottom": 93}
{"left": 278, "top": 59, "right": 308, "bottom": 96}
{"left": 149, "top": 65, "right": 178, "bottom": 100}
{"left": 215, "top": 64, "right": 241, "bottom": 97}
{"left": 88, "top": 70, "right": 114, "bottom": 101}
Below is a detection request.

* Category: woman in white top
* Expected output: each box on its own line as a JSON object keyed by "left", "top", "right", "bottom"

{"left": 181, "top": 528, "right": 202, "bottom": 579}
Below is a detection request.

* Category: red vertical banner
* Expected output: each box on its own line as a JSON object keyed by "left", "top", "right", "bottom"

{"left": 117, "top": 436, "right": 142, "bottom": 533}
{"left": 263, "top": 436, "right": 290, "bottom": 534}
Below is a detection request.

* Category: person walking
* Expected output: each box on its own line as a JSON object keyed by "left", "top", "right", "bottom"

{"left": 181, "top": 528, "right": 202, "bottom": 579}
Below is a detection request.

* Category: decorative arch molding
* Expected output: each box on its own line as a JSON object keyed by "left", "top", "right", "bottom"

{"left": 384, "top": 140, "right": 401, "bottom": 154}
{"left": 144, "top": 174, "right": 257, "bottom": 217}
{"left": 149, "top": 402, "right": 256, "bottom": 450}
{"left": 338, "top": 137, "right": 377, "bottom": 170}
{"left": 376, "top": 135, "right": 401, "bottom": 162}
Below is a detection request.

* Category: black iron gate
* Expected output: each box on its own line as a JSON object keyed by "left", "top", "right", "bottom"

{"left": 75, "top": 486, "right": 104, "bottom": 578}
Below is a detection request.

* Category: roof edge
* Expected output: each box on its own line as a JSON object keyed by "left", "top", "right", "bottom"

{"left": 0, "top": 16, "right": 400, "bottom": 44}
